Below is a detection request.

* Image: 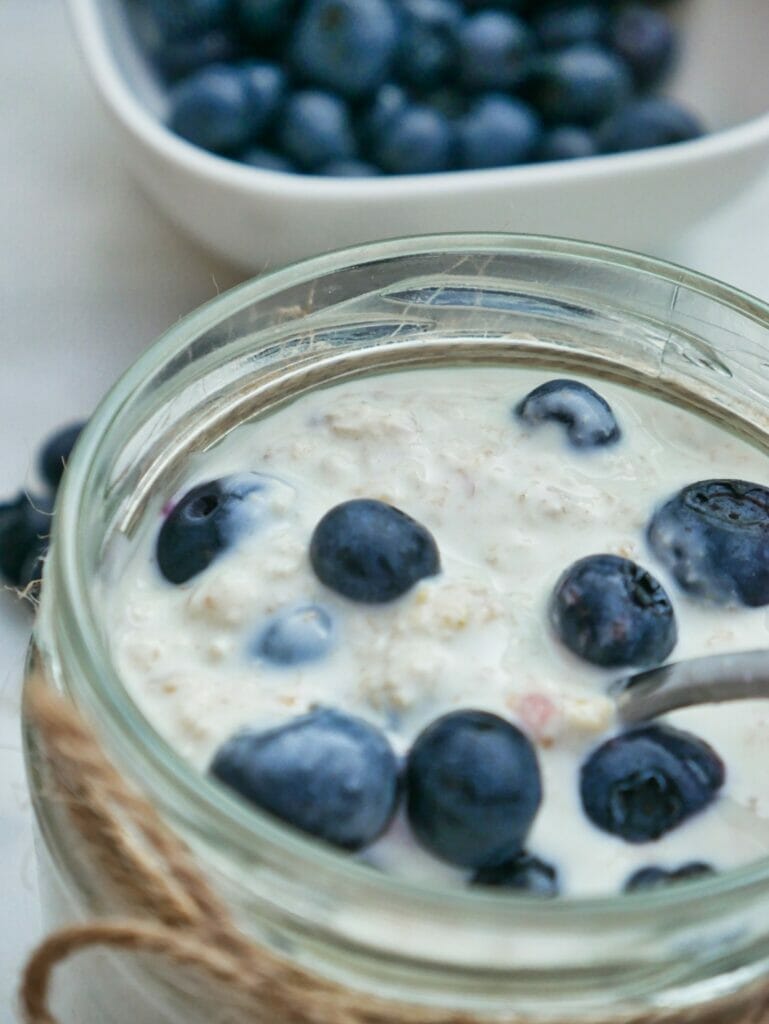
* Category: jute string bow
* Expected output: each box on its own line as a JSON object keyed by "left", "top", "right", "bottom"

{"left": 19, "top": 677, "right": 769, "bottom": 1024}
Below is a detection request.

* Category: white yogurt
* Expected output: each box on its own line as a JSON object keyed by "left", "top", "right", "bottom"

{"left": 103, "top": 367, "right": 769, "bottom": 895}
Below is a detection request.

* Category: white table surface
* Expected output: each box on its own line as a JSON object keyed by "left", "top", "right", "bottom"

{"left": 1, "top": 0, "right": 769, "bottom": 1017}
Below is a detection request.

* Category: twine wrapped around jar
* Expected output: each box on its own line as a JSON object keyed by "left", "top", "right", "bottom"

{"left": 19, "top": 675, "right": 769, "bottom": 1024}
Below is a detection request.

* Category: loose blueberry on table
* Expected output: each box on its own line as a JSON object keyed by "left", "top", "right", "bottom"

{"left": 0, "top": 419, "right": 86, "bottom": 600}
{"left": 38, "top": 421, "right": 86, "bottom": 490}
{"left": 127, "top": 0, "right": 705, "bottom": 174}
{"left": 0, "top": 492, "right": 54, "bottom": 594}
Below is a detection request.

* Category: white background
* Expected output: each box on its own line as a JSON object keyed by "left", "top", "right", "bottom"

{"left": 1, "top": 0, "right": 768, "bottom": 1017}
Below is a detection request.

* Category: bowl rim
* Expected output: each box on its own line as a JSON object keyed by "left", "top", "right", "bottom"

{"left": 69, "top": 0, "right": 769, "bottom": 200}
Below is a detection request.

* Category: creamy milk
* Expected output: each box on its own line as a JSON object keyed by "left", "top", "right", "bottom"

{"left": 103, "top": 367, "right": 769, "bottom": 895}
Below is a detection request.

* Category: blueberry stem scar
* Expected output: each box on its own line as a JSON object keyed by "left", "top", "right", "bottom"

{"left": 613, "top": 650, "right": 769, "bottom": 724}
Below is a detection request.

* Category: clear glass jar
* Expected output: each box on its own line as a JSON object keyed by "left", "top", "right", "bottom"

{"left": 22, "top": 235, "right": 769, "bottom": 1024}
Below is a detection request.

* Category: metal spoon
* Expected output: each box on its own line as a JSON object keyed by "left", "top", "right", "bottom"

{"left": 612, "top": 650, "right": 769, "bottom": 724}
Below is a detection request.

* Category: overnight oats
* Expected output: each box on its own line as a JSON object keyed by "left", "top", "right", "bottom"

{"left": 103, "top": 367, "right": 769, "bottom": 898}
{"left": 22, "top": 238, "right": 769, "bottom": 1024}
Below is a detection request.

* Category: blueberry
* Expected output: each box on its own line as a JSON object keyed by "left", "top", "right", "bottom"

{"left": 156, "top": 473, "right": 275, "bottom": 584}
{"left": 462, "top": 0, "right": 525, "bottom": 10}
{"left": 624, "top": 861, "right": 715, "bottom": 893}
{"left": 396, "top": 0, "right": 462, "bottom": 91}
{"left": 236, "top": 0, "right": 296, "bottom": 37}
{"left": 38, "top": 421, "right": 85, "bottom": 490}
{"left": 608, "top": 4, "right": 676, "bottom": 89}
{"left": 152, "top": 29, "right": 242, "bottom": 82}
{"left": 534, "top": 4, "right": 608, "bottom": 51}
{"left": 277, "top": 91, "right": 357, "bottom": 170}
{"left": 359, "top": 83, "right": 409, "bottom": 147}
{"left": 255, "top": 605, "right": 335, "bottom": 665}
{"left": 550, "top": 554, "right": 677, "bottom": 669}
{"left": 17, "top": 539, "right": 47, "bottom": 601}
{"left": 523, "top": 44, "right": 632, "bottom": 126}
{"left": 210, "top": 708, "right": 399, "bottom": 849}
{"left": 373, "top": 105, "right": 455, "bottom": 174}
{"left": 0, "top": 493, "right": 53, "bottom": 587}
{"left": 457, "top": 94, "right": 541, "bottom": 169}
{"left": 406, "top": 710, "right": 542, "bottom": 868}
{"left": 239, "top": 61, "right": 286, "bottom": 137}
{"left": 534, "top": 125, "right": 597, "bottom": 161}
{"left": 598, "top": 98, "right": 704, "bottom": 153}
{"left": 142, "top": 0, "right": 232, "bottom": 40}
{"left": 421, "top": 87, "right": 467, "bottom": 120}
{"left": 168, "top": 64, "right": 253, "bottom": 152}
{"left": 580, "top": 725, "right": 724, "bottom": 843}
{"left": 472, "top": 852, "right": 558, "bottom": 896}
{"left": 515, "top": 378, "right": 620, "bottom": 449}
{"left": 458, "top": 11, "right": 533, "bottom": 93}
{"left": 240, "top": 146, "right": 296, "bottom": 171}
{"left": 319, "top": 159, "right": 382, "bottom": 175}
{"left": 310, "top": 498, "right": 440, "bottom": 602}
{"left": 647, "top": 479, "right": 769, "bottom": 607}
{"left": 291, "top": 0, "right": 400, "bottom": 99}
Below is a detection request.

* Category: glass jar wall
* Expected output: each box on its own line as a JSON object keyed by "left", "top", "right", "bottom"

{"left": 23, "top": 235, "right": 769, "bottom": 1024}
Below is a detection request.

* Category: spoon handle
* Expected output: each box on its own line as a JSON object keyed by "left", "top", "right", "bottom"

{"left": 612, "top": 650, "right": 769, "bottom": 724}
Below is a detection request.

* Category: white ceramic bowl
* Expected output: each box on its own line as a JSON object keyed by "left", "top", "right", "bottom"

{"left": 69, "top": 0, "right": 769, "bottom": 271}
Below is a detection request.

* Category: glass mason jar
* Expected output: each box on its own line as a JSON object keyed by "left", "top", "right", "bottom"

{"left": 22, "top": 235, "right": 769, "bottom": 1024}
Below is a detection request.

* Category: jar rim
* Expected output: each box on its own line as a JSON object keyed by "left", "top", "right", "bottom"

{"left": 44, "top": 232, "right": 769, "bottom": 936}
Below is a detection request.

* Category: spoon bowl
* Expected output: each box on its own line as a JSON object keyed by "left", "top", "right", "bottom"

{"left": 613, "top": 650, "right": 769, "bottom": 724}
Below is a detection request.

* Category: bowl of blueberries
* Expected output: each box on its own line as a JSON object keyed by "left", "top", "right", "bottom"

{"left": 68, "top": 0, "right": 769, "bottom": 268}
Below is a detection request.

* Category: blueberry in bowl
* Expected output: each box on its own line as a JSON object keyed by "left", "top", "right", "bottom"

{"left": 309, "top": 498, "right": 440, "bottom": 603}
{"left": 276, "top": 90, "right": 358, "bottom": 171}
{"left": 647, "top": 479, "right": 769, "bottom": 607}
{"left": 254, "top": 605, "right": 336, "bottom": 665}
{"left": 210, "top": 707, "right": 400, "bottom": 850}
{"left": 406, "top": 710, "right": 542, "bottom": 868}
{"left": 550, "top": 553, "right": 677, "bottom": 668}
{"left": 395, "top": 0, "right": 463, "bottom": 92}
{"left": 472, "top": 852, "right": 559, "bottom": 896}
{"left": 168, "top": 63, "right": 259, "bottom": 153}
{"left": 580, "top": 724, "right": 724, "bottom": 842}
{"left": 598, "top": 98, "right": 704, "bottom": 154}
{"left": 607, "top": 3, "right": 677, "bottom": 90}
{"left": 623, "top": 861, "right": 716, "bottom": 893}
{"left": 521, "top": 44, "right": 633, "bottom": 127}
{"left": 457, "top": 10, "right": 532, "bottom": 93}
{"left": 156, "top": 472, "right": 280, "bottom": 584}
{"left": 514, "top": 378, "right": 621, "bottom": 449}
{"left": 457, "top": 96, "right": 542, "bottom": 170}
{"left": 533, "top": 4, "right": 609, "bottom": 53}
{"left": 290, "top": 0, "right": 400, "bottom": 100}
{"left": 371, "top": 103, "right": 456, "bottom": 175}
